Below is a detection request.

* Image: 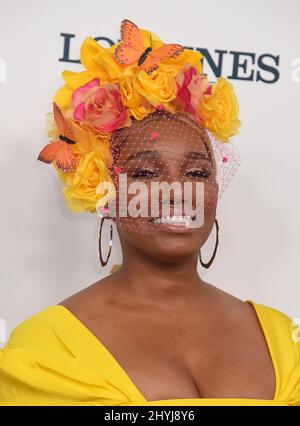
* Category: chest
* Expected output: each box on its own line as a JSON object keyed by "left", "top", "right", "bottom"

{"left": 81, "top": 309, "right": 276, "bottom": 401}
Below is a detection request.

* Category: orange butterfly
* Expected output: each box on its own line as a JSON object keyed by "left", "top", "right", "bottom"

{"left": 38, "top": 102, "right": 76, "bottom": 173}
{"left": 114, "top": 19, "right": 184, "bottom": 74}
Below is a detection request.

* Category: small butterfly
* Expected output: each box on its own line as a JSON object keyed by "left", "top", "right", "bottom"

{"left": 38, "top": 102, "right": 76, "bottom": 173}
{"left": 114, "top": 19, "right": 184, "bottom": 75}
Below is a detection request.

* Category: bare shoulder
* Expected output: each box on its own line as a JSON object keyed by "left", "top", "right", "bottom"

{"left": 203, "top": 281, "right": 251, "bottom": 312}
{"left": 201, "top": 281, "right": 261, "bottom": 330}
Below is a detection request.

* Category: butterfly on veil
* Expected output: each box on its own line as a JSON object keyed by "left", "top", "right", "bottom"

{"left": 37, "top": 102, "right": 76, "bottom": 173}
{"left": 114, "top": 19, "right": 184, "bottom": 75}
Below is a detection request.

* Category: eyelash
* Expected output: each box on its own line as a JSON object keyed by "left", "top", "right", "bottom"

{"left": 130, "top": 168, "right": 211, "bottom": 179}
{"left": 131, "top": 169, "right": 158, "bottom": 178}
{"left": 184, "top": 169, "right": 211, "bottom": 179}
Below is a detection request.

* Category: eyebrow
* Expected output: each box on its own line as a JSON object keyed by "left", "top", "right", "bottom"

{"left": 124, "top": 151, "right": 161, "bottom": 163}
{"left": 185, "top": 151, "right": 212, "bottom": 163}
{"left": 124, "top": 149, "right": 212, "bottom": 164}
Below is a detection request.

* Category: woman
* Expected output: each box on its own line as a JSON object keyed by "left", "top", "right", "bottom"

{"left": 0, "top": 19, "right": 299, "bottom": 406}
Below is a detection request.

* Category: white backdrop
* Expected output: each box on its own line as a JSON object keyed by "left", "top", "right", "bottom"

{"left": 0, "top": 0, "right": 299, "bottom": 347}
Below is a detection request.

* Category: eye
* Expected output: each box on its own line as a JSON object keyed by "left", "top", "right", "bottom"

{"left": 184, "top": 168, "right": 211, "bottom": 179}
{"left": 131, "top": 168, "right": 159, "bottom": 178}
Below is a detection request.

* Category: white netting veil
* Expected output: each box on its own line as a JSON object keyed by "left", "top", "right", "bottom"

{"left": 96, "top": 110, "right": 241, "bottom": 236}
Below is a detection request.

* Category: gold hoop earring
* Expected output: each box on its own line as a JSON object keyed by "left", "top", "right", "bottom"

{"left": 99, "top": 217, "right": 113, "bottom": 267}
{"left": 199, "top": 219, "right": 219, "bottom": 269}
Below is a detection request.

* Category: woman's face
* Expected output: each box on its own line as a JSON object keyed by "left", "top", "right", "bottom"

{"left": 109, "top": 113, "right": 219, "bottom": 262}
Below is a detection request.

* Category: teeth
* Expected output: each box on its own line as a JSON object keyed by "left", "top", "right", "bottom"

{"left": 152, "top": 215, "right": 193, "bottom": 226}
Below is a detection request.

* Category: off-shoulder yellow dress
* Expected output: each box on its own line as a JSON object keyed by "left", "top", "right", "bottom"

{"left": 0, "top": 300, "right": 299, "bottom": 406}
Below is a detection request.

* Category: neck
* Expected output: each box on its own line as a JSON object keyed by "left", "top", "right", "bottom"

{"left": 113, "top": 239, "right": 207, "bottom": 309}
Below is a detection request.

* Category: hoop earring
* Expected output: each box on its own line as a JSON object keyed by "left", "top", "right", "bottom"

{"left": 99, "top": 217, "right": 113, "bottom": 267}
{"left": 199, "top": 219, "right": 219, "bottom": 269}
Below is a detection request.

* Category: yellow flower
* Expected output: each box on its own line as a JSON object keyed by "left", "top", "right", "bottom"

{"left": 80, "top": 37, "right": 123, "bottom": 80}
{"left": 163, "top": 48, "right": 203, "bottom": 74}
{"left": 112, "top": 26, "right": 203, "bottom": 115}
{"left": 199, "top": 77, "right": 241, "bottom": 142}
{"left": 118, "top": 65, "right": 155, "bottom": 120}
{"left": 52, "top": 27, "right": 203, "bottom": 115}
{"left": 135, "top": 64, "right": 178, "bottom": 112}
{"left": 59, "top": 149, "right": 115, "bottom": 213}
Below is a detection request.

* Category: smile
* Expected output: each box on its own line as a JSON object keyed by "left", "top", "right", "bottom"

{"left": 150, "top": 215, "right": 195, "bottom": 226}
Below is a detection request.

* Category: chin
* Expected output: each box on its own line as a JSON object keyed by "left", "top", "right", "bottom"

{"left": 143, "top": 231, "right": 201, "bottom": 262}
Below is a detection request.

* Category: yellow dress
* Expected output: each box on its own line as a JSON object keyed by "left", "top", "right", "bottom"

{"left": 0, "top": 300, "right": 299, "bottom": 406}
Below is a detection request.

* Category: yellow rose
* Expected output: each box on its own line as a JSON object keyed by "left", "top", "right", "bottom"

{"left": 135, "top": 64, "right": 178, "bottom": 112}
{"left": 199, "top": 77, "right": 241, "bottom": 142}
{"left": 115, "top": 26, "right": 203, "bottom": 117}
{"left": 118, "top": 65, "right": 155, "bottom": 120}
{"left": 163, "top": 48, "right": 203, "bottom": 74}
{"left": 53, "top": 28, "right": 203, "bottom": 115}
{"left": 80, "top": 37, "right": 123, "bottom": 80}
{"left": 60, "top": 149, "right": 115, "bottom": 213}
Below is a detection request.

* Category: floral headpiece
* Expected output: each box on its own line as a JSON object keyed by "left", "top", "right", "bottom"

{"left": 38, "top": 19, "right": 241, "bottom": 213}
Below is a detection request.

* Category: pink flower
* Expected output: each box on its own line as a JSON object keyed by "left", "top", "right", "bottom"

{"left": 174, "top": 64, "right": 209, "bottom": 120}
{"left": 71, "top": 78, "right": 131, "bottom": 133}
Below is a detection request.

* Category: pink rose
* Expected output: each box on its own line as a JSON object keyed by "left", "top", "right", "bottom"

{"left": 174, "top": 64, "right": 209, "bottom": 119}
{"left": 71, "top": 78, "right": 131, "bottom": 133}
